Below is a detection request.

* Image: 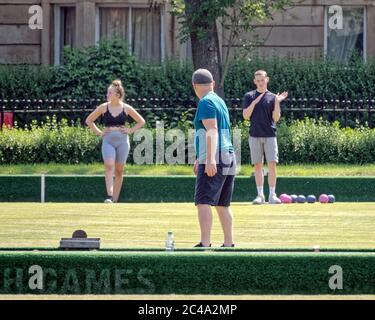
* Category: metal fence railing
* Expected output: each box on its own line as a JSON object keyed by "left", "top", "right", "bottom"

{"left": 1, "top": 97, "right": 374, "bottom": 129}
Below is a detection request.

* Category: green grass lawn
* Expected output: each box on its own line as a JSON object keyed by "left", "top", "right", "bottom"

{"left": 0, "top": 202, "right": 374, "bottom": 249}
{"left": 1, "top": 202, "right": 375, "bottom": 299}
{"left": 1, "top": 163, "right": 375, "bottom": 176}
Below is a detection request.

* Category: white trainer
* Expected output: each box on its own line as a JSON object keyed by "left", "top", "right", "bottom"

{"left": 252, "top": 195, "right": 265, "bottom": 205}
{"left": 269, "top": 194, "right": 282, "bottom": 204}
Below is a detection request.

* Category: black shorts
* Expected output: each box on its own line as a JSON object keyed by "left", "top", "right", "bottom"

{"left": 194, "top": 152, "right": 236, "bottom": 207}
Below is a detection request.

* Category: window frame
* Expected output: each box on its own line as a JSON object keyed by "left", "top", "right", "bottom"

{"left": 324, "top": 5, "right": 367, "bottom": 62}
{"left": 53, "top": 4, "right": 76, "bottom": 66}
{"left": 95, "top": 3, "right": 166, "bottom": 62}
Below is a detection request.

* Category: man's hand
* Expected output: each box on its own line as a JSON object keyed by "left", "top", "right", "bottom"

{"left": 193, "top": 160, "right": 199, "bottom": 176}
{"left": 273, "top": 92, "right": 287, "bottom": 123}
{"left": 276, "top": 92, "right": 288, "bottom": 103}
{"left": 205, "top": 159, "right": 217, "bottom": 177}
{"left": 251, "top": 91, "right": 266, "bottom": 106}
{"left": 243, "top": 92, "right": 266, "bottom": 120}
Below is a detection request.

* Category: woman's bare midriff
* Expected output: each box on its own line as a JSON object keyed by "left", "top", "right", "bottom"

{"left": 105, "top": 126, "right": 124, "bottom": 131}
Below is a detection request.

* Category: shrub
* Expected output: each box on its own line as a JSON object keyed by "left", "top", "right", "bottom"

{"left": 0, "top": 118, "right": 101, "bottom": 164}
{"left": 275, "top": 119, "right": 375, "bottom": 164}
{"left": 0, "top": 39, "right": 374, "bottom": 101}
{"left": 225, "top": 55, "right": 375, "bottom": 100}
{"left": 51, "top": 38, "right": 194, "bottom": 100}
{"left": 50, "top": 38, "right": 140, "bottom": 100}
{"left": 0, "top": 117, "right": 374, "bottom": 165}
{"left": 0, "top": 65, "right": 55, "bottom": 99}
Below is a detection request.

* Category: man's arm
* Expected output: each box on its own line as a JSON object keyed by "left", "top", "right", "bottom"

{"left": 273, "top": 99, "right": 281, "bottom": 123}
{"left": 273, "top": 92, "right": 288, "bottom": 123}
{"left": 202, "top": 118, "right": 218, "bottom": 177}
{"left": 243, "top": 92, "right": 266, "bottom": 120}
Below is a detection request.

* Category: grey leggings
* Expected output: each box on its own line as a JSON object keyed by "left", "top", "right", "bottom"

{"left": 102, "top": 131, "right": 130, "bottom": 164}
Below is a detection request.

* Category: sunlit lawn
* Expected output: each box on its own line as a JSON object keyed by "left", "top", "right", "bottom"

{"left": 0, "top": 202, "right": 374, "bottom": 249}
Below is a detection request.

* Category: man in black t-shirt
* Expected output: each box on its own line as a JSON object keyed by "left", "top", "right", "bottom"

{"left": 242, "top": 70, "right": 288, "bottom": 205}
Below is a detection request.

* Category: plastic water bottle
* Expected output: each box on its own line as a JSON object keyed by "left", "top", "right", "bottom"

{"left": 165, "top": 232, "right": 174, "bottom": 252}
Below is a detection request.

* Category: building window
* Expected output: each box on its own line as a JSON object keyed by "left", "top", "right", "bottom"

{"left": 54, "top": 5, "right": 76, "bottom": 65}
{"left": 325, "top": 7, "right": 366, "bottom": 61}
{"left": 97, "top": 6, "right": 164, "bottom": 62}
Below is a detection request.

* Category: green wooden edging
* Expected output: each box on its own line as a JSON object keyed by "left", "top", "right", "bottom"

{"left": 0, "top": 251, "right": 374, "bottom": 294}
{"left": 0, "top": 175, "right": 374, "bottom": 202}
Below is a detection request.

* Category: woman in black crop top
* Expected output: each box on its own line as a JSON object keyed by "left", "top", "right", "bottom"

{"left": 86, "top": 80, "right": 145, "bottom": 203}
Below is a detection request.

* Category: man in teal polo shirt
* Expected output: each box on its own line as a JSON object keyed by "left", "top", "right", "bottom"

{"left": 192, "top": 69, "right": 236, "bottom": 248}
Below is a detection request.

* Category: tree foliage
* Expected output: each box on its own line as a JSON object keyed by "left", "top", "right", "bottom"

{"left": 171, "top": 0, "right": 295, "bottom": 90}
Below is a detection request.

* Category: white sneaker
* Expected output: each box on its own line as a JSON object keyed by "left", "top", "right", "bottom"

{"left": 252, "top": 195, "right": 265, "bottom": 205}
{"left": 269, "top": 194, "right": 281, "bottom": 204}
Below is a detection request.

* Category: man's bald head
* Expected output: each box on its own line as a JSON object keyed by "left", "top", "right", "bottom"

{"left": 192, "top": 69, "right": 214, "bottom": 85}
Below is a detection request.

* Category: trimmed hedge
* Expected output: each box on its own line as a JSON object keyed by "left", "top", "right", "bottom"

{"left": 226, "top": 55, "right": 375, "bottom": 100}
{"left": 1, "top": 176, "right": 375, "bottom": 202}
{"left": 1, "top": 118, "right": 375, "bottom": 165}
{"left": 0, "top": 251, "right": 375, "bottom": 294}
{"left": 277, "top": 119, "right": 375, "bottom": 164}
{"left": 0, "top": 119, "right": 101, "bottom": 164}
{"left": 1, "top": 39, "right": 375, "bottom": 101}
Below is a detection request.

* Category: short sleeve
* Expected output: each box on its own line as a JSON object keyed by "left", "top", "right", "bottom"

{"left": 242, "top": 93, "right": 253, "bottom": 109}
{"left": 196, "top": 99, "right": 216, "bottom": 121}
{"left": 270, "top": 94, "right": 276, "bottom": 112}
